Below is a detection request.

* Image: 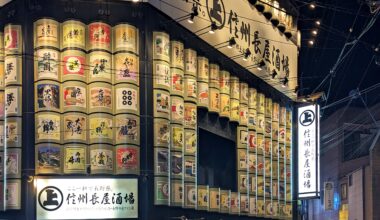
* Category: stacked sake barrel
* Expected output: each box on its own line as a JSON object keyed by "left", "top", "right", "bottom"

{"left": 285, "top": 109, "right": 293, "bottom": 219}
{"left": 0, "top": 32, "right": 4, "bottom": 172}
{"left": 112, "top": 23, "right": 140, "bottom": 175}
{"left": 247, "top": 88, "right": 258, "bottom": 216}
{"left": 85, "top": 21, "right": 114, "bottom": 174}
{"left": 152, "top": 31, "right": 171, "bottom": 205}
{"left": 219, "top": 70, "right": 230, "bottom": 119}
{"left": 264, "top": 96, "right": 273, "bottom": 217}
{"left": 3, "top": 24, "right": 23, "bottom": 206}
{"left": 278, "top": 106, "right": 287, "bottom": 218}
{"left": 230, "top": 76, "right": 240, "bottom": 123}
{"left": 271, "top": 102, "right": 280, "bottom": 217}
{"left": 169, "top": 40, "right": 185, "bottom": 207}
{"left": 255, "top": 92, "right": 265, "bottom": 216}
{"left": 197, "top": 56, "right": 209, "bottom": 110}
{"left": 208, "top": 64, "right": 220, "bottom": 114}
{"left": 236, "top": 81, "right": 249, "bottom": 215}
{"left": 183, "top": 48, "right": 197, "bottom": 209}
{"left": 33, "top": 19, "right": 62, "bottom": 174}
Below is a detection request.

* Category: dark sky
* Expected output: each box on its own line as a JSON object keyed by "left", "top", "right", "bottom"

{"left": 296, "top": 0, "right": 380, "bottom": 116}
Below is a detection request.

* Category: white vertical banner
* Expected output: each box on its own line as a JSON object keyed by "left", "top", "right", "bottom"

{"left": 297, "top": 104, "right": 320, "bottom": 198}
{"left": 324, "top": 182, "right": 334, "bottom": 210}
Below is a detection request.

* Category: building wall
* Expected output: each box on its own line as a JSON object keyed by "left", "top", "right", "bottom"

{"left": 370, "top": 139, "right": 380, "bottom": 220}
{"left": 348, "top": 168, "right": 364, "bottom": 220}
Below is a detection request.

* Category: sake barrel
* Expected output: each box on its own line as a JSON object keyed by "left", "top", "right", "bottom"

{"left": 219, "top": 70, "right": 230, "bottom": 94}
{"left": 153, "top": 60, "right": 171, "bottom": 91}
{"left": 87, "top": 21, "right": 112, "bottom": 52}
{"left": 153, "top": 89, "right": 170, "bottom": 119}
{"left": 184, "top": 48, "right": 197, "bottom": 77}
{"left": 113, "top": 52, "right": 139, "bottom": 85}
{"left": 62, "top": 112, "right": 88, "bottom": 144}
{"left": 209, "top": 87, "right": 220, "bottom": 114}
{"left": 34, "top": 18, "right": 60, "bottom": 49}
{"left": 230, "top": 98, "right": 240, "bottom": 122}
{"left": 248, "top": 88, "right": 257, "bottom": 109}
{"left": 230, "top": 76, "right": 240, "bottom": 99}
{"left": 34, "top": 48, "right": 60, "bottom": 81}
{"left": 170, "top": 95, "right": 184, "bottom": 124}
{"left": 61, "top": 49, "right": 86, "bottom": 82}
{"left": 153, "top": 31, "right": 170, "bottom": 62}
{"left": 61, "top": 80, "right": 87, "bottom": 113}
{"left": 5, "top": 86, "right": 22, "bottom": 117}
{"left": 88, "top": 82, "right": 112, "bottom": 114}
{"left": 197, "top": 56, "right": 209, "bottom": 83}
{"left": 88, "top": 113, "right": 113, "bottom": 144}
{"left": 35, "top": 111, "right": 61, "bottom": 143}
{"left": 197, "top": 81, "right": 209, "bottom": 110}
{"left": 89, "top": 143, "right": 114, "bottom": 174}
{"left": 114, "top": 113, "right": 140, "bottom": 146}
{"left": 115, "top": 145, "right": 140, "bottom": 175}
{"left": 35, "top": 143, "right": 62, "bottom": 174}
{"left": 184, "top": 75, "right": 197, "bottom": 103}
{"left": 4, "top": 24, "right": 22, "bottom": 55}
{"left": 209, "top": 63, "right": 220, "bottom": 89}
{"left": 240, "top": 82, "right": 249, "bottom": 105}
{"left": 184, "top": 102, "right": 197, "bottom": 129}
{"left": 35, "top": 80, "right": 61, "bottom": 113}
{"left": 5, "top": 116, "right": 22, "bottom": 147}
{"left": 170, "top": 40, "right": 184, "bottom": 70}
{"left": 112, "top": 23, "right": 139, "bottom": 54}
{"left": 4, "top": 55, "right": 22, "bottom": 85}
{"left": 220, "top": 93, "right": 230, "bottom": 119}
{"left": 153, "top": 118, "right": 170, "bottom": 147}
{"left": 88, "top": 50, "right": 112, "bottom": 83}
{"left": 61, "top": 20, "right": 86, "bottom": 50}
{"left": 113, "top": 83, "right": 140, "bottom": 115}
{"left": 63, "top": 144, "right": 87, "bottom": 174}
{"left": 171, "top": 68, "right": 184, "bottom": 96}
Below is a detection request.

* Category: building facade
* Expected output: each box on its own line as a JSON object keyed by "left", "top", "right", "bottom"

{"left": 0, "top": 0, "right": 300, "bottom": 219}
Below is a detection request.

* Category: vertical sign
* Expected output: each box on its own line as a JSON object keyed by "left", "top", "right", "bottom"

{"left": 297, "top": 104, "right": 320, "bottom": 198}
{"left": 324, "top": 182, "right": 334, "bottom": 210}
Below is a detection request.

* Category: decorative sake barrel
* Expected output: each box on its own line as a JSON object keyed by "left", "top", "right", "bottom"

{"left": 184, "top": 48, "right": 197, "bottom": 77}
{"left": 114, "top": 113, "right": 140, "bottom": 146}
{"left": 153, "top": 89, "right": 170, "bottom": 119}
{"left": 209, "top": 87, "right": 220, "bottom": 114}
{"left": 63, "top": 143, "right": 87, "bottom": 174}
{"left": 88, "top": 113, "right": 113, "bottom": 144}
{"left": 35, "top": 143, "right": 62, "bottom": 174}
{"left": 87, "top": 21, "right": 112, "bottom": 52}
{"left": 257, "top": 93, "right": 265, "bottom": 114}
{"left": 170, "top": 40, "right": 184, "bottom": 70}
{"left": 272, "top": 102, "right": 280, "bottom": 122}
{"left": 219, "top": 93, "right": 230, "bottom": 119}
{"left": 184, "top": 75, "right": 197, "bottom": 103}
{"left": 197, "top": 81, "right": 209, "bottom": 110}
{"left": 4, "top": 55, "right": 22, "bottom": 85}
{"left": 170, "top": 95, "right": 184, "bottom": 124}
{"left": 4, "top": 24, "right": 22, "bottom": 55}
{"left": 230, "top": 98, "right": 240, "bottom": 123}
{"left": 171, "top": 68, "right": 184, "bottom": 96}
{"left": 34, "top": 48, "right": 60, "bottom": 82}
{"left": 5, "top": 86, "right": 22, "bottom": 117}
{"left": 184, "top": 128, "right": 197, "bottom": 156}
{"left": 0, "top": 32, "right": 4, "bottom": 61}
{"left": 0, "top": 91, "right": 4, "bottom": 120}
{"left": 113, "top": 52, "right": 139, "bottom": 86}
{"left": 61, "top": 20, "right": 86, "bottom": 50}
{"left": 112, "top": 23, "right": 139, "bottom": 54}
{"left": 184, "top": 102, "right": 197, "bottom": 129}
{"left": 61, "top": 49, "right": 86, "bottom": 82}
{"left": 248, "top": 88, "right": 257, "bottom": 109}
{"left": 170, "top": 123, "right": 184, "bottom": 151}
{"left": 62, "top": 112, "right": 87, "bottom": 144}
{"left": 209, "top": 63, "right": 220, "bottom": 89}
{"left": 89, "top": 143, "right": 114, "bottom": 174}
{"left": 5, "top": 116, "right": 22, "bottom": 147}
{"left": 35, "top": 111, "right": 61, "bottom": 143}
{"left": 265, "top": 97, "right": 273, "bottom": 118}
{"left": 219, "top": 70, "right": 230, "bottom": 94}
{"left": 153, "top": 32, "right": 170, "bottom": 63}
{"left": 230, "top": 76, "right": 240, "bottom": 100}
{"left": 34, "top": 18, "right": 60, "bottom": 49}
{"left": 88, "top": 50, "right": 112, "bottom": 83}
{"left": 248, "top": 107, "right": 257, "bottom": 130}
{"left": 153, "top": 60, "right": 171, "bottom": 91}
{"left": 88, "top": 82, "right": 112, "bottom": 114}
{"left": 113, "top": 83, "right": 140, "bottom": 115}
{"left": 153, "top": 118, "right": 170, "bottom": 148}
{"left": 240, "top": 82, "right": 249, "bottom": 105}
{"left": 115, "top": 145, "right": 140, "bottom": 175}
{"left": 35, "top": 80, "right": 61, "bottom": 113}
{"left": 197, "top": 56, "right": 209, "bottom": 83}
{"left": 61, "top": 80, "right": 87, "bottom": 113}
{"left": 239, "top": 104, "right": 248, "bottom": 126}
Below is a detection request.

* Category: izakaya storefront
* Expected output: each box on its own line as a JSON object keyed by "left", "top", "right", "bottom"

{"left": 0, "top": 0, "right": 300, "bottom": 219}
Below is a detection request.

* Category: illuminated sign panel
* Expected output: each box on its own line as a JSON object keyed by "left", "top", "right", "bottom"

{"left": 297, "top": 104, "right": 320, "bottom": 198}
{"left": 36, "top": 178, "right": 138, "bottom": 219}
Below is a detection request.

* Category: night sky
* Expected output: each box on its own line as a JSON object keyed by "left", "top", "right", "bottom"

{"left": 296, "top": 0, "right": 380, "bottom": 116}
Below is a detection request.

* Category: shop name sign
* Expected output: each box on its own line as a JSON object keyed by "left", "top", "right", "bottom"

{"left": 297, "top": 104, "right": 320, "bottom": 199}
{"left": 36, "top": 178, "right": 138, "bottom": 219}
{"left": 149, "top": 0, "right": 298, "bottom": 98}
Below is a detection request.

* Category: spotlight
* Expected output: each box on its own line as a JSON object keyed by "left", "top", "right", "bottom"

{"left": 271, "top": 70, "right": 277, "bottom": 80}
{"left": 257, "top": 60, "right": 265, "bottom": 70}
{"left": 315, "top": 20, "right": 321, "bottom": 26}
{"left": 311, "top": 29, "right": 318, "bottom": 36}
{"left": 227, "top": 37, "right": 236, "bottom": 49}
{"left": 282, "top": 77, "right": 289, "bottom": 87}
{"left": 309, "top": 3, "right": 316, "bottom": 9}
{"left": 243, "top": 48, "right": 251, "bottom": 61}
{"left": 209, "top": 22, "right": 217, "bottom": 34}
{"left": 187, "top": 14, "right": 195, "bottom": 23}
{"left": 308, "top": 40, "right": 314, "bottom": 46}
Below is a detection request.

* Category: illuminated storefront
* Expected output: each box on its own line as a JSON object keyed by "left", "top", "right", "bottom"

{"left": 0, "top": 0, "right": 300, "bottom": 219}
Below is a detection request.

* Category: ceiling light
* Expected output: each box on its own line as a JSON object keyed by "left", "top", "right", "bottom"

{"left": 309, "top": 3, "right": 316, "bottom": 9}
{"left": 308, "top": 40, "right": 314, "bottom": 46}
{"left": 209, "top": 22, "right": 217, "bottom": 34}
{"left": 187, "top": 14, "right": 195, "bottom": 23}
{"left": 243, "top": 48, "right": 251, "bottom": 61}
{"left": 311, "top": 30, "right": 318, "bottom": 36}
{"left": 227, "top": 37, "right": 236, "bottom": 49}
{"left": 315, "top": 20, "right": 321, "bottom": 26}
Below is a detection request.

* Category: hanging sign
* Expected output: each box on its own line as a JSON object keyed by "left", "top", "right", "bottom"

{"left": 297, "top": 104, "right": 320, "bottom": 199}
{"left": 36, "top": 178, "right": 138, "bottom": 219}
{"left": 324, "top": 182, "right": 334, "bottom": 210}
